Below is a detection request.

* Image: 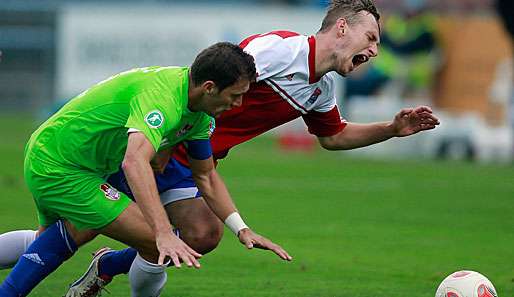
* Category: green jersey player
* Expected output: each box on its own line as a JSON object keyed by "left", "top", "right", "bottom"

{"left": 25, "top": 65, "right": 215, "bottom": 230}
{"left": 0, "top": 42, "right": 291, "bottom": 297}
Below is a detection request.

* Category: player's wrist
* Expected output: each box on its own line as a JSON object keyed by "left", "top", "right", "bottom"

{"left": 224, "top": 212, "right": 249, "bottom": 236}
{"left": 385, "top": 121, "right": 398, "bottom": 137}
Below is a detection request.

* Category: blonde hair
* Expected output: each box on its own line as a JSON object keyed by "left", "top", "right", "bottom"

{"left": 319, "top": 0, "right": 380, "bottom": 33}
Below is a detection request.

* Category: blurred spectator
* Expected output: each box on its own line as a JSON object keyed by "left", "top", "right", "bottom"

{"left": 344, "top": 0, "right": 439, "bottom": 100}
{"left": 495, "top": 0, "right": 513, "bottom": 41}
{"left": 494, "top": 0, "right": 513, "bottom": 150}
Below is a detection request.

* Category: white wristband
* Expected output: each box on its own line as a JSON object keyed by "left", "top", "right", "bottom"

{"left": 224, "top": 212, "right": 249, "bottom": 236}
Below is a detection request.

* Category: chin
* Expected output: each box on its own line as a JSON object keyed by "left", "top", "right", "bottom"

{"left": 338, "top": 69, "right": 349, "bottom": 77}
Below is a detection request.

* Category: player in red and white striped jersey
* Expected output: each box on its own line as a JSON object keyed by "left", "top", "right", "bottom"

{"left": 161, "top": 1, "right": 439, "bottom": 257}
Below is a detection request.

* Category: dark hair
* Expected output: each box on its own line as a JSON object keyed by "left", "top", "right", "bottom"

{"left": 319, "top": 0, "right": 380, "bottom": 33}
{"left": 190, "top": 42, "right": 256, "bottom": 92}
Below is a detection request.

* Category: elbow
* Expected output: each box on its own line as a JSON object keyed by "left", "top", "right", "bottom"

{"left": 319, "top": 137, "right": 353, "bottom": 151}
{"left": 193, "top": 167, "right": 215, "bottom": 182}
{"left": 121, "top": 153, "right": 138, "bottom": 172}
{"left": 319, "top": 137, "right": 341, "bottom": 151}
{"left": 320, "top": 140, "right": 337, "bottom": 151}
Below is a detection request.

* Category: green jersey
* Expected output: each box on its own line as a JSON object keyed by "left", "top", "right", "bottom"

{"left": 26, "top": 66, "right": 213, "bottom": 175}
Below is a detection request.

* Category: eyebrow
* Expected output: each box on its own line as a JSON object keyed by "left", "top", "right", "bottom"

{"left": 368, "top": 32, "right": 380, "bottom": 44}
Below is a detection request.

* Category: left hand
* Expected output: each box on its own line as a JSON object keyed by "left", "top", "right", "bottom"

{"left": 238, "top": 228, "right": 293, "bottom": 261}
{"left": 391, "top": 106, "right": 440, "bottom": 137}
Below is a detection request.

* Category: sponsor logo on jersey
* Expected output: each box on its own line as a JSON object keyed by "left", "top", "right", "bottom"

{"left": 100, "top": 183, "right": 120, "bottom": 201}
{"left": 208, "top": 118, "right": 216, "bottom": 137}
{"left": 176, "top": 124, "right": 193, "bottom": 137}
{"left": 307, "top": 88, "right": 322, "bottom": 105}
{"left": 145, "top": 110, "right": 164, "bottom": 129}
{"left": 23, "top": 253, "right": 45, "bottom": 266}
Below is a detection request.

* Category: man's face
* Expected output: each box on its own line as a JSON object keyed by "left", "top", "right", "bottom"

{"left": 203, "top": 78, "right": 250, "bottom": 118}
{"left": 334, "top": 11, "right": 380, "bottom": 76}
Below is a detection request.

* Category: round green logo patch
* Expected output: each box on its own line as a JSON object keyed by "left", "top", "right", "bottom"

{"left": 145, "top": 110, "right": 164, "bottom": 128}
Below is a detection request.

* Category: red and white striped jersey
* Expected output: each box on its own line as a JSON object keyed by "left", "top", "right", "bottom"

{"left": 174, "top": 31, "right": 347, "bottom": 163}
{"left": 242, "top": 31, "right": 339, "bottom": 114}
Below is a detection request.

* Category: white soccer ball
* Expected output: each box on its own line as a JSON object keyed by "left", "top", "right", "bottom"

{"left": 435, "top": 270, "right": 498, "bottom": 297}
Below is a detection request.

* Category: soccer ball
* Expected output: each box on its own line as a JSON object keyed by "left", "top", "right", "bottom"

{"left": 435, "top": 270, "right": 498, "bottom": 297}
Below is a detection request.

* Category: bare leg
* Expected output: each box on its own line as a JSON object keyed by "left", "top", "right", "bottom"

{"left": 165, "top": 197, "right": 224, "bottom": 254}
{"left": 98, "top": 202, "right": 168, "bottom": 297}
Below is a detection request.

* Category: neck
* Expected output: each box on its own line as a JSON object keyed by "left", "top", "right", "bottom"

{"left": 314, "top": 33, "right": 335, "bottom": 78}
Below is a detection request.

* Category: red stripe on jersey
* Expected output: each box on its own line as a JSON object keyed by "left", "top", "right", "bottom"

{"left": 263, "top": 30, "right": 300, "bottom": 39}
{"left": 240, "top": 34, "right": 260, "bottom": 49}
{"left": 239, "top": 30, "right": 300, "bottom": 49}
{"left": 302, "top": 106, "right": 347, "bottom": 137}
{"left": 266, "top": 79, "right": 308, "bottom": 114}
{"left": 307, "top": 36, "right": 319, "bottom": 84}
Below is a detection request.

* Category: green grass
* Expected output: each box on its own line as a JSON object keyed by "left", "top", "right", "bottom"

{"left": 0, "top": 113, "right": 513, "bottom": 296}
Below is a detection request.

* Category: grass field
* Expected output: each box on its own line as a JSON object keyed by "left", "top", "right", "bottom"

{"left": 0, "top": 114, "right": 513, "bottom": 297}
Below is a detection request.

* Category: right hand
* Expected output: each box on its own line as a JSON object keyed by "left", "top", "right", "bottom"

{"left": 238, "top": 228, "right": 293, "bottom": 261}
{"left": 155, "top": 231, "right": 202, "bottom": 268}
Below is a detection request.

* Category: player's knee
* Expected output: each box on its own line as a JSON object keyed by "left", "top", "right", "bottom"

{"left": 182, "top": 223, "right": 223, "bottom": 254}
{"left": 63, "top": 221, "right": 98, "bottom": 247}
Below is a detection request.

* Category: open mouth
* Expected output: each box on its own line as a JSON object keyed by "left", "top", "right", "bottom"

{"left": 351, "top": 54, "right": 369, "bottom": 69}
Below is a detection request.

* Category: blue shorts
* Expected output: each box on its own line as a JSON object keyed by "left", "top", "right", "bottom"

{"left": 107, "top": 158, "right": 201, "bottom": 206}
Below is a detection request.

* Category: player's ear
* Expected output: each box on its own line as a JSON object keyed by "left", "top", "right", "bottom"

{"left": 202, "top": 80, "right": 217, "bottom": 95}
{"left": 336, "top": 18, "right": 348, "bottom": 36}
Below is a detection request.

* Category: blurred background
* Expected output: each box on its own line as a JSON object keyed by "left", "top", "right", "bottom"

{"left": 0, "top": 0, "right": 512, "bottom": 163}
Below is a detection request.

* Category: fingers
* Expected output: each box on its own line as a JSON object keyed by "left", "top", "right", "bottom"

{"left": 414, "top": 106, "right": 433, "bottom": 114}
{"left": 158, "top": 243, "right": 202, "bottom": 269}
{"left": 252, "top": 236, "right": 293, "bottom": 261}
{"left": 160, "top": 249, "right": 202, "bottom": 269}
{"left": 178, "top": 250, "right": 201, "bottom": 269}
{"left": 415, "top": 113, "right": 440, "bottom": 129}
{"left": 158, "top": 252, "right": 166, "bottom": 266}
{"left": 239, "top": 230, "right": 293, "bottom": 261}
{"left": 418, "top": 123, "right": 437, "bottom": 131}
{"left": 169, "top": 253, "right": 182, "bottom": 268}
{"left": 398, "top": 108, "right": 414, "bottom": 117}
{"left": 241, "top": 237, "right": 254, "bottom": 249}
{"left": 186, "top": 245, "right": 203, "bottom": 259}
{"left": 268, "top": 243, "right": 293, "bottom": 261}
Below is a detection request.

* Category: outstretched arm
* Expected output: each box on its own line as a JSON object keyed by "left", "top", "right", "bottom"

{"left": 318, "top": 106, "right": 440, "bottom": 150}
{"left": 190, "top": 156, "right": 292, "bottom": 261}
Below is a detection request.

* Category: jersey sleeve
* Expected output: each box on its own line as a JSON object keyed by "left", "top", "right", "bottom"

{"left": 242, "top": 35, "right": 295, "bottom": 82}
{"left": 312, "top": 73, "right": 339, "bottom": 113}
{"left": 186, "top": 115, "right": 215, "bottom": 141}
{"left": 302, "top": 105, "right": 347, "bottom": 137}
{"left": 125, "top": 90, "right": 179, "bottom": 152}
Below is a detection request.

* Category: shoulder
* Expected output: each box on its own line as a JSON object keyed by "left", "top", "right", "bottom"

{"left": 242, "top": 32, "right": 307, "bottom": 60}
{"left": 241, "top": 31, "right": 309, "bottom": 79}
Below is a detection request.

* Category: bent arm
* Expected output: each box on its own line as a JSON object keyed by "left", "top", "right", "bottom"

{"left": 189, "top": 157, "right": 238, "bottom": 222}
{"left": 122, "top": 132, "right": 172, "bottom": 237}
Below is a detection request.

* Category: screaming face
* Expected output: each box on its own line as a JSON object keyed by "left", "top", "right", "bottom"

{"left": 333, "top": 11, "right": 380, "bottom": 76}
